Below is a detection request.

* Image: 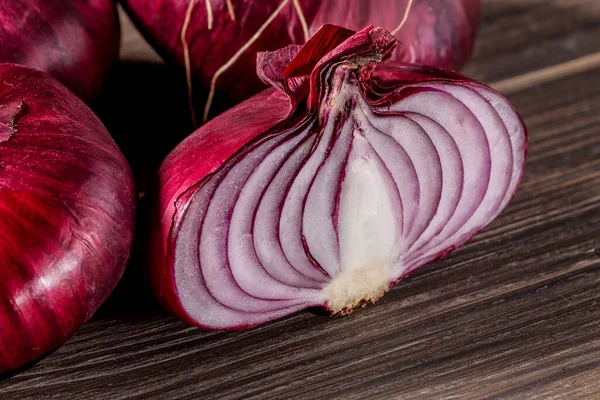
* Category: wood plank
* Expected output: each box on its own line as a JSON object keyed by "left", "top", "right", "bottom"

{"left": 465, "top": 0, "right": 600, "bottom": 82}
{"left": 2, "top": 1, "right": 600, "bottom": 398}
{"left": 491, "top": 52, "right": 600, "bottom": 94}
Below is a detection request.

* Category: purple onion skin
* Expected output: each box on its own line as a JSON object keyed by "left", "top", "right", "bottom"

{"left": 152, "top": 25, "right": 527, "bottom": 330}
{"left": 0, "top": 64, "right": 135, "bottom": 373}
{"left": 0, "top": 0, "right": 120, "bottom": 102}
{"left": 121, "top": 0, "right": 479, "bottom": 105}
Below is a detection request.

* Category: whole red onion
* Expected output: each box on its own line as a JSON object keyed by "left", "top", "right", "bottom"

{"left": 151, "top": 25, "right": 526, "bottom": 330}
{"left": 0, "top": 64, "right": 135, "bottom": 373}
{"left": 121, "top": 0, "right": 480, "bottom": 121}
{"left": 0, "top": 0, "right": 120, "bottom": 102}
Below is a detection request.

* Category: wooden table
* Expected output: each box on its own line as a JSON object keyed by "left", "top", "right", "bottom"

{"left": 2, "top": 1, "right": 600, "bottom": 398}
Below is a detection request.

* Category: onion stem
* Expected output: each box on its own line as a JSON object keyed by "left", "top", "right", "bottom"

{"left": 204, "top": 0, "right": 292, "bottom": 123}
{"left": 181, "top": 0, "right": 198, "bottom": 127}
{"left": 205, "top": 0, "right": 214, "bottom": 29}
{"left": 391, "top": 0, "right": 414, "bottom": 35}
{"left": 292, "top": 0, "right": 309, "bottom": 42}
{"left": 226, "top": 0, "right": 236, "bottom": 21}
{"left": 182, "top": 0, "right": 238, "bottom": 128}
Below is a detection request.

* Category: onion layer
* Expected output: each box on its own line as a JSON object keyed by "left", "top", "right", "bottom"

{"left": 0, "top": 0, "right": 120, "bottom": 102}
{"left": 152, "top": 25, "right": 526, "bottom": 330}
{"left": 0, "top": 64, "right": 135, "bottom": 373}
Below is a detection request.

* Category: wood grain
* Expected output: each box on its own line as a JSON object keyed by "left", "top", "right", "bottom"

{"left": 2, "top": 1, "right": 600, "bottom": 398}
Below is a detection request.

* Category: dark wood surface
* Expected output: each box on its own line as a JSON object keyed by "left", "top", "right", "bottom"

{"left": 2, "top": 1, "right": 600, "bottom": 398}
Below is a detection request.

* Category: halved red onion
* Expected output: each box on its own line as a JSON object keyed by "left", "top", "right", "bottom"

{"left": 152, "top": 25, "right": 526, "bottom": 330}
{"left": 0, "top": 64, "right": 135, "bottom": 373}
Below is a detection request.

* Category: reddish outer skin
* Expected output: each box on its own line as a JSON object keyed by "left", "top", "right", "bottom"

{"left": 0, "top": 0, "right": 120, "bottom": 102}
{"left": 152, "top": 25, "right": 527, "bottom": 328}
{"left": 0, "top": 64, "right": 135, "bottom": 373}
{"left": 311, "top": 0, "right": 480, "bottom": 70}
{"left": 121, "top": 0, "right": 479, "bottom": 106}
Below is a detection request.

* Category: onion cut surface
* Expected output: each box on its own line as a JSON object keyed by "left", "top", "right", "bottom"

{"left": 153, "top": 25, "right": 527, "bottom": 330}
{"left": 0, "top": 64, "right": 135, "bottom": 373}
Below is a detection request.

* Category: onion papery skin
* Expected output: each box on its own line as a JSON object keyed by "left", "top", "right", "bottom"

{"left": 121, "top": 0, "right": 479, "bottom": 106}
{"left": 153, "top": 25, "right": 526, "bottom": 330}
{"left": 0, "top": 64, "right": 135, "bottom": 373}
{"left": 0, "top": 0, "right": 120, "bottom": 102}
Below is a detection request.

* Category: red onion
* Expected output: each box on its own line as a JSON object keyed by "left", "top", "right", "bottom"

{"left": 121, "top": 0, "right": 479, "bottom": 122}
{"left": 151, "top": 25, "right": 527, "bottom": 330}
{"left": 0, "top": 64, "right": 135, "bottom": 373}
{"left": 0, "top": 0, "right": 120, "bottom": 102}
